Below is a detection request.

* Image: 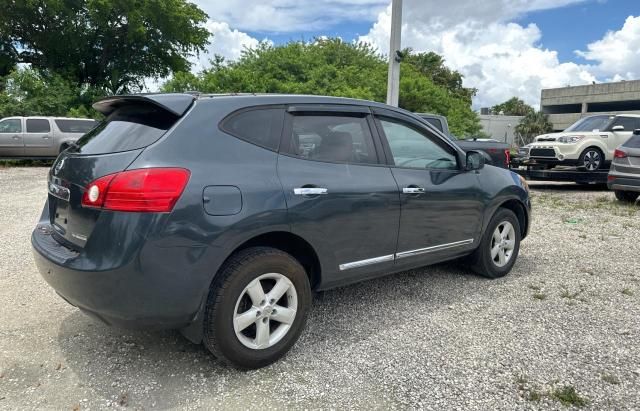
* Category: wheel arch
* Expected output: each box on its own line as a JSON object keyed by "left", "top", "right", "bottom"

{"left": 231, "top": 231, "right": 322, "bottom": 290}
{"left": 496, "top": 198, "right": 529, "bottom": 239}
{"left": 181, "top": 230, "right": 322, "bottom": 344}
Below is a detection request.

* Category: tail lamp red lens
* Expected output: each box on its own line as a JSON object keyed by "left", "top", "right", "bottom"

{"left": 504, "top": 149, "right": 511, "bottom": 167}
{"left": 614, "top": 149, "right": 628, "bottom": 159}
{"left": 81, "top": 168, "right": 190, "bottom": 212}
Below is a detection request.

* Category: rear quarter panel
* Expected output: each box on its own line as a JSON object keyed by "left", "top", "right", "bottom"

{"left": 126, "top": 99, "right": 290, "bottom": 312}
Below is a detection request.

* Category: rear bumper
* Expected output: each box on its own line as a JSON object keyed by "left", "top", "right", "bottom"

{"left": 32, "top": 223, "right": 210, "bottom": 330}
{"left": 607, "top": 175, "right": 640, "bottom": 192}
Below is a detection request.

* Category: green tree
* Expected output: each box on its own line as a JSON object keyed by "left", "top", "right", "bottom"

{"left": 515, "top": 111, "right": 553, "bottom": 145}
{"left": 402, "top": 50, "right": 477, "bottom": 105}
{"left": 0, "top": 0, "right": 209, "bottom": 93}
{"left": 163, "top": 39, "right": 482, "bottom": 136}
{"left": 0, "top": 68, "right": 102, "bottom": 118}
{"left": 491, "top": 97, "right": 534, "bottom": 116}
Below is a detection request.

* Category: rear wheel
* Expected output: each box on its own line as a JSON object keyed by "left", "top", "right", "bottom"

{"left": 203, "top": 247, "right": 311, "bottom": 369}
{"left": 614, "top": 190, "right": 639, "bottom": 203}
{"left": 467, "top": 208, "right": 521, "bottom": 279}
{"left": 578, "top": 147, "right": 604, "bottom": 171}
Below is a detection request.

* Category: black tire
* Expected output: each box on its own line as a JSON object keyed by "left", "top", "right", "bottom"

{"left": 578, "top": 147, "right": 604, "bottom": 171}
{"left": 203, "top": 247, "right": 311, "bottom": 369}
{"left": 614, "top": 190, "right": 639, "bottom": 203}
{"left": 467, "top": 208, "right": 521, "bottom": 279}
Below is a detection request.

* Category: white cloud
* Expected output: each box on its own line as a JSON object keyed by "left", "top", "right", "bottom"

{"left": 193, "top": 0, "right": 388, "bottom": 32}
{"left": 359, "top": 1, "right": 597, "bottom": 108}
{"left": 191, "top": 21, "right": 263, "bottom": 71}
{"left": 576, "top": 15, "right": 640, "bottom": 80}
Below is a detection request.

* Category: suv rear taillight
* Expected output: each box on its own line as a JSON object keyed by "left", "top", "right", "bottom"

{"left": 504, "top": 149, "right": 511, "bottom": 167}
{"left": 614, "top": 149, "right": 628, "bottom": 159}
{"left": 82, "top": 168, "right": 190, "bottom": 212}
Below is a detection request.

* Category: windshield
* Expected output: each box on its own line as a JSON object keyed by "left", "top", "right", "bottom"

{"left": 565, "top": 115, "right": 612, "bottom": 132}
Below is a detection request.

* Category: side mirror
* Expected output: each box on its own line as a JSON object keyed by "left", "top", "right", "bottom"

{"left": 466, "top": 151, "right": 485, "bottom": 171}
{"left": 612, "top": 125, "right": 625, "bottom": 132}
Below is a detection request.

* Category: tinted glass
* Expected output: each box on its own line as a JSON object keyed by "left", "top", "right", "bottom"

{"left": 221, "top": 108, "right": 283, "bottom": 151}
{"left": 285, "top": 115, "right": 378, "bottom": 165}
{"left": 623, "top": 135, "right": 640, "bottom": 148}
{"left": 610, "top": 117, "right": 638, "bottom": 131}
{"left": 379, "top": 118, "right": 457, "bottom": 170}
{"left": 422, "top": 117, "right": 443, "bottom": 133}
{"left": 55, "top": 119, "right": 97, "bottom": 133}
{"left": 565, "top": 116, "right": 611, "bottom": 132}
{"left": 73, "top": 105, "right": 175, "bottom": 155}
{"left": 26, "top": 119, "right": 50, "bottom": 133}
{"left": 0, "top": 119, "right": 21, "bottom": 133}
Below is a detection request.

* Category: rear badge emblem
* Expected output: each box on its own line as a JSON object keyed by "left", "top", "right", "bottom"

{"left": 54, "top": 158, "right": 65, "bottom": 175}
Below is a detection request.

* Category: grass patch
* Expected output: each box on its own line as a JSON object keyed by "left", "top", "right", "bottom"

{"left": 533, "top": 292, "right": 547, "bottom": 300}
{"left": 528, "top": 284, "right": 541, "bottom": 291}
{"left": 550, "top": 386, "right": 588, "bottom": 407}
{"left": 601, "top": 373, "right": 620, "bottom": 385}
{"left": 621, "top": 288, "right": 634, "bottom": 296}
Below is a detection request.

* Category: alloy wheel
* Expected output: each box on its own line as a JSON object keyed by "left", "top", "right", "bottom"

{"left": 583, "top": 150, "right": 601, "bottom": 171}
{"left": 233, "top": 273, "right": 298, "bottom": 350}
{"left": 490, "top": 221, "right": 516, "bottom": 268}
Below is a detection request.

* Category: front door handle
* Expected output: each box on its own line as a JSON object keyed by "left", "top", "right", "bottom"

{"left": 293, "top": 187, "right": 328, "bottom": 195}
{"left": 12, "top": 135, "right": 20, "bottom": 140}
{"left": 403, "top": 186, "right": 425, "bottom": 194}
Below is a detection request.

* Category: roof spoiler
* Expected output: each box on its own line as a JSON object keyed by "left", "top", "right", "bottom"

{"left": 92, "top": 93, "right": 196, "bottom": 117}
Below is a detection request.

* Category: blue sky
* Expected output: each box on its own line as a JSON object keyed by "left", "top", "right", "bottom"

{"left": 191, "top": 0, "right": 640, "bottom": 108}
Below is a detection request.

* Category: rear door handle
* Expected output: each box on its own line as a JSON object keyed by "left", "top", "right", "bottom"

{"left": 12, "top": 135, "right": 20, "bottom": 140}
{"left": 403, "top": 186, "right": 425, "bottom": 194}
{"left": 293, "top": 187, "right": 328, "bottom": 195}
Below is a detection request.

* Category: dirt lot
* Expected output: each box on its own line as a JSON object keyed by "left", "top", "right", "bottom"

{"left": 1, "top": 167, "right": 639, "bottom": 410}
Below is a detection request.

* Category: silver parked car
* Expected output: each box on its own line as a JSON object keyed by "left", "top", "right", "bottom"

{"left": 0, "top": 116, "right": 97, "bottom": 158}
{"left": 608, "top": 129, "right": 640, "bottom": 203}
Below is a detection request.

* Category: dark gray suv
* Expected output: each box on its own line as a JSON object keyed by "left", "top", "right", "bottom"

{"left": 32, "top": 93, "right": 531, "bottom": 369}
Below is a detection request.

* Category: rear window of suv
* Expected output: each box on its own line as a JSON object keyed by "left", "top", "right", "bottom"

{"left": 623, "top": 135, "right": 640, "bottom": 148}
{"left": 73, "top": 105, "right": 176, "bottom": 155}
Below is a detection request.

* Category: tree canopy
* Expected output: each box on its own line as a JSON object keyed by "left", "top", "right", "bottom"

{"left": 491, "top": 97, "right": 534, "bottom": 116}
{"left": 0, "top": 0, "right": 209, "bottom": 93}
{"left": 515, "top": 111, "right": 553, "bottom": 144}
{"left": 163, "top": 39, "right": 481, "bottom": 136}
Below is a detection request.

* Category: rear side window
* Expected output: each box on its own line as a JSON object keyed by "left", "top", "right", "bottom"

{"left": 283, "top": 115, "right": 378, "bottom": 165}
{"left": 26, "top": 119, "right": 50, "bottom": 133}
{"left": 610, "top": 117, "right": 638, "bottom": 131}
{"left": 0, "top": 119, "right": 21, "bottom": 133}
{"left": 73, "top": 105, "right": 176, "bottom": 155}
{"left": 422, "top": 117, "right": 443, "bottom": 133}
{"left": 623, "top": 135, "right": 640, "bottom": 148}
{"left": 221, "top": 108, "right": 283, "bottom": 151}
{"left": 55, "top": 119, "right": 97, "bottom": 133}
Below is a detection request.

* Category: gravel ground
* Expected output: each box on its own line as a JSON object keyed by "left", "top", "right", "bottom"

{"left": 1, "top": 167, "right": 639, "bottom": 410}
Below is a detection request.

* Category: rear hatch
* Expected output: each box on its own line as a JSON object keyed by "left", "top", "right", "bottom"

{"left": 48, "top": 94, "right": 195, "bottom": 249}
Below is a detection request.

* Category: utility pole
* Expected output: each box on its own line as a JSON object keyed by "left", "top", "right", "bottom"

{"left": 386, "top": 0, "right": 403, "bottom": 106}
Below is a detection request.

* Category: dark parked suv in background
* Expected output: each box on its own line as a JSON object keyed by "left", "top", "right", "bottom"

{"left": 32, "top": 93, "right": 531, "bottom": 369}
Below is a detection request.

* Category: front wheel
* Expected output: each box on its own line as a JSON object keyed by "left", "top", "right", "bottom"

{"left": 467, "top": 208, "right": 521, "bottom": 279}
{"left": 578, "top": 147, "right": 604, "bottom": 171}
{"left": 203, "top": 247, "right": 311, "bottom": 369}
{"left": 614, "top": 190, "right": 639, "bottom": 203}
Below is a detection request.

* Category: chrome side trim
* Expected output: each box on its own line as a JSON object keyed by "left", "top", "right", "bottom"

{"left": 395, "top": 239, "right": 474, "bottom": 260}
{"left": 339, "top": 254, "right": 395, "bottom": 271}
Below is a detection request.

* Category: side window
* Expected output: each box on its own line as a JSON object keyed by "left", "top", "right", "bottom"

{"left": 378, "top": 118, "right": 458, "bottom": 170}
{"left": 55, "top": 119, "right": 97, "bottom": 133}
{"left": 283, "top": 114, "right": 378, "bottom": 165}
{"left": 611, "top": 117, "right": 637, "bottom": 131}
{"left": 221, "top": 108, "right": 283, "bottom": 151}
{"left": 26, "top": 119, "right": 51, "bottom": 133}
{"left": 422, "top": 117, "right": 443, "bottom": 133}
{"left": 0, "top": 119, "right": 21, "bottom": 133}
